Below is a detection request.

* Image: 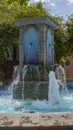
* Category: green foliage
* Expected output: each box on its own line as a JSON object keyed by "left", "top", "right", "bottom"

{"left": 0, "top": 23, "right": 18, "bottom": 47}
{"left": 0, "top": 23, "right": 19, "bottom": 63}
{"left": 0, "top": 0, "right": 48, "bottom": 24}
{"left": 16, "top": 2, "right": 48, "bottom": 18}
{"left": 7, "top": 0, "right": 30, "bottom": 6}
{"left": 66, "top": 16, "right": 73, "bottom": 55}
{"left": 53, "top": 15, "right": 73, "bottom": 64}
{"left": 53, "top": 17, "right": 66, "bottom": 63}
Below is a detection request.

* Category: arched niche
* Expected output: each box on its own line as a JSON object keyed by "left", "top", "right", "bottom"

{"left": 24, "top": 27, "right": 39, "bottom": 64}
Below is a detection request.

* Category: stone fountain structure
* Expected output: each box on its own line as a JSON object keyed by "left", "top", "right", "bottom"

{"left": 13, "top": 16, "right": 58, "bottom": 99}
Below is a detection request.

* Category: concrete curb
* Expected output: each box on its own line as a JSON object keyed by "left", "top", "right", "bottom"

{"left": 0, "top": 112, "right": 73, "bottom": 129}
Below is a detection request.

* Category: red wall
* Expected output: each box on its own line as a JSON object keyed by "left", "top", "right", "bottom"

{"left": 64, "top": 56, "right": 73, "bottom": 79}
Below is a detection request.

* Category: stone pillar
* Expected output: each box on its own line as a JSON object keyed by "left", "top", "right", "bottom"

{"left": 51, "top": 29, "right": 54, "bottom": 65}
{"left": 46, "top": 27, "right": 54, "bottom": 66}
{"left": 43, "top": 25, "right": 47, "bottom": 66}
{"left": 19, "top": 27, "right": 24, "bottom": 65}
{"left": 39, "top": 24, "right": 47, "bottom": 66}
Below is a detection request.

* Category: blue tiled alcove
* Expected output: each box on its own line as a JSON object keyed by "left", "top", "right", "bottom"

{"left": 24, "top": 27, "right": 39, "bottom": 65}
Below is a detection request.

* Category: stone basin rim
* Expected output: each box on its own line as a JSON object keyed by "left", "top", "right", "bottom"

{"left": 0, "top": 112, "right": 73, "bottom": 128}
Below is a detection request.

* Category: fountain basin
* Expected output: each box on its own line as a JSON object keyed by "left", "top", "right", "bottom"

{"left": 0, "top": 66, "right": 73, "bottom": 129}
{"left": 0, "top": 86, "right": 73, "bottom": 113}
{"left": 0, "top": 77, "right": 73, "bottom": 129}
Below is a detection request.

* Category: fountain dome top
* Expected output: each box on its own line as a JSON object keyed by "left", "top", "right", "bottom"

{"left": 15, "top": 16, "right": 58, "bottom": 30}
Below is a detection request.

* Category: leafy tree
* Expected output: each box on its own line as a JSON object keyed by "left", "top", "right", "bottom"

{"left": 7, "top": 0, "right": 30, "bottom": 6}
{"left": 51, "top": 16, "right": 68, "bottom": 64}
{"left": 0, "top": 23, "right": 19, "bottom": 63}
{"left": 53, "top": 15, "right": 73, "bottom": 64}
{"left": 66, "top": 16, "right": 73, "bottom": 56}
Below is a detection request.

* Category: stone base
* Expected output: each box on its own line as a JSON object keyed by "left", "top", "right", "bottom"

{"left": 13, "top": 65, "right": 49, "bottom": 99}
{"left": 13, "top": 81, "right": 48, "bottom": 99}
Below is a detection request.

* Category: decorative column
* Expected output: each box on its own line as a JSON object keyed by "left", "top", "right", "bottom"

{"left": 51, "top": 29, "right": 54, "bottom": 65}
{"left": 46, "top": 28, "right": 54, "bottom": 66}
{"left": 39, "top": 24, "right": 47, "bottom": 66}
{"left": 19, "top": 27, "right": 24, "bottom": 65}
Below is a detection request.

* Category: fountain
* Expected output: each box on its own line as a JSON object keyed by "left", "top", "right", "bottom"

{"left": 12, "top": 16, "right": 58, "bottom": 99}
{"left": 0, "top": 16, "right": 73, "bottom": 129}
{"left": 11, "top": 16, "right": 68, "bottom": 106}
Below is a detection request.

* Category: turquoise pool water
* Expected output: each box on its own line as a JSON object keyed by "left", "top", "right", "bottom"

{"left": 0, "top": 86, "right": 73, "bottom": 113}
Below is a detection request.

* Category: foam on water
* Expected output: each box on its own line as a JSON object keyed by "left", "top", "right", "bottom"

{"left": 0, "top": 89, "right": 73, "bottom": 113}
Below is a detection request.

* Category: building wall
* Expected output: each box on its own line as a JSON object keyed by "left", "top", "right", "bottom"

{"left": 64, "top": 56, "right": 73, "bottom": 79}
